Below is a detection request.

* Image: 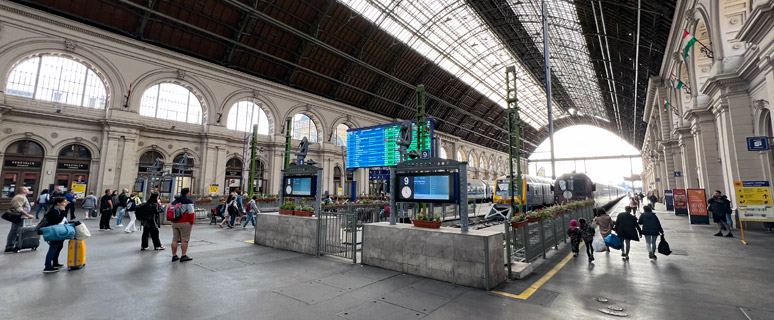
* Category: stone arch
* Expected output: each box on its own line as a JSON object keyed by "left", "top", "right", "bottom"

{"left": 0, "top": 132, "right": 54, "bottom": 157}
{"left": 456, "top": 148, "right": 467, "bottom": 162}
{"left": 130, "top": 69, "right": 215, "bottom": 124}
{"left": 220, "top": 89, "right": 279, "bottom": 136}
{"left": 135, "top": 146, "right": 172, "bottom": 166}
{"left": 284, "top": 103, "right": 327, "bottom": 141}
{"left": 328, "top": 115, "right": 363, "bottom": 143}
{"left": 169, "top": 149, "right": 201, "bottom": 168}
{"left": 52, "top": 138, "right": 101, "bottom": 160}
{"left": 0, "top": 38, "right": 124, "bottom": 109}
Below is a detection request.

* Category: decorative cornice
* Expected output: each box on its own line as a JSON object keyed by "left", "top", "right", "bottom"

{"left": 753, "top": 99, "right": 770, "bottom": 112}
{"left": 736, "top": 0, "right": 774, "bottom": 44}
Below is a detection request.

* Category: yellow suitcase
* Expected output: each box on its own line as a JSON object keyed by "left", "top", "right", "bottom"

{"left": 67, "top": 239, "right": 86, "bottom": 270}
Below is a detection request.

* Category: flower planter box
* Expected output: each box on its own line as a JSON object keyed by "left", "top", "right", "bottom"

{"left": 279, "top": 209, "right": 294, "bottom": 215}
{"left": 195, "top": 200, "right": 212, "bottom": 204}
{"left": 526, "top": 216, "right": 542, "bottom": 223}
{"left": 510, "top": 220, "right": 528, "bottom": 229}
{"left": 412, "top": 219, "right": 442, "bottom": 229}
{"left": 294, "top": 210, "right": 314, "bottom": 217}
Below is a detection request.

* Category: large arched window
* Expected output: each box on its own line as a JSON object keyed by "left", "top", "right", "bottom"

{"left": 227, "top": 99, "right": 269, "bottom": 134}
{"left": 438, "top": 147, "right": 448, "bottom": 159}
{"left": 292, "top": 114, "right": 317, "bottom": 142}
{"left": 334, "top": 123, "right": 349, "bottom": 147}
{"left": 6, "top": 55, "right": 107, "bottom": 109}
{"left": 479, "top": 155, "right": 486, "bottom": 169}
{"left": 456, "top": 150, "right": 466, "bottom": 162}
{"left": 140, "top": 83, "right": 203, "bottom": 124}
{"left": 468, "top": 153, "right": 477, "bottom": 168}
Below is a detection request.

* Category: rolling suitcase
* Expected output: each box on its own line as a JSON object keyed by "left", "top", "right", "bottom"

{"left": 67, "top": 239, "right": 86, "bottom": 270}
{"left": 14, "top": 219, "right": 40, "bottom": 252}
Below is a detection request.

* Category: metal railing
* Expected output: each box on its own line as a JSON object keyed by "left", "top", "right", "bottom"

{"left": 507, "top": 205, "right": 595, "bottom": 264}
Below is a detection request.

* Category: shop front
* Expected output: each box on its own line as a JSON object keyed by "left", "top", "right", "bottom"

{"left": 1, "top": 140, "right": 44, "bottom": 205}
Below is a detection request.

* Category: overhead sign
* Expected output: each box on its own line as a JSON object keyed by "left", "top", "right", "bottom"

{"left": 747, "top": 137, "right": 770, "bottom": 151}
{"left": 734, "top": 180, "right": 774, "bottom": 221}
{"left": 346, "top": 119, "right": 434, "bottom": 168}
{"left": 4, "top": 160, "right": 42, "bottom": 168}
{"left": 57, "top": 162, "right": 89, "bottom": 171}
{"left": 369, "top": 169, "right": 390, "bottom": 181}
{"left": 674, "top": 171, "right": 682, "bottom": 177}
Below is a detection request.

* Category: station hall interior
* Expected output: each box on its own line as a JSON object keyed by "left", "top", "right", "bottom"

{"left": 1, "top": 0, "right": 774, "bottom": 319}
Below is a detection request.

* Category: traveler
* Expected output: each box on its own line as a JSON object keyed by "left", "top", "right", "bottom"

{"left": 140, "top": 193, "right": 164, "bottom": 251}
{"left": 99, "top": 189, "right": 114, "bottom": 231}
{"left": 82, "top": 192, "right": 98, "bottom": 220}
{"left": 707, "top": 190, "right": 733, "bottom": 237}
{"left": 614, "top": 206, "right": 641, "bottom": 260}
{"left": 567, "top": 219, "right": 582, "bottom": 257}
{"left": 170, "top": 187, "right": 195, "bottom": 262}
{"left": 638, "top": 206, "right": 664, "bottom": 259}
{"left": 579, "top": 218, "right": 595, "bottom": 262}
{"left": 51, "top": 186, "right": 65, "bottom": 198}
{"left": 116, "top": 188, "right": 129, "bottom": 227}
{"left": 629, "top": 196, "right": 639, "bottom": 215}
{"left": 213, "top": 198, "right": 227, "bottom": 224}
{"left": 648, "top": 194, "right": 658, "bottom": 208}
{"left": 42, "top": 197, "right": 68, "bottom": 273}
{"left": 65, "top": 189, "right": 77, "bottom": 220}
{"left": 124, "top": 192, "right": 141, "bottom": 233}
{"left": 593, "top": 208, "right": 613, "bottom": 252}
{"left": 220, "top": 194, "right": 238, "bottom": 228}
{"left": 243, "top": 196, "right": 257, "bottom": 228}
{"left": 34, "top": 189, "right": 50, "bottom": 219}
{"left": 4, "top": 187, "right": 35, "bottom": 252}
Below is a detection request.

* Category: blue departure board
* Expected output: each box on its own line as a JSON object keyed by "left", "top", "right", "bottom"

{"left": 346, "top": 119, "right": 434, "bottom": 168}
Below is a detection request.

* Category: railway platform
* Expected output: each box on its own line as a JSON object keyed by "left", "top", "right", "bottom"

{"left": 1, "top": 200, "right": 773, "bottom": 319}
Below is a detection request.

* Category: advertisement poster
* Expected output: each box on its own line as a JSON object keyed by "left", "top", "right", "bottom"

{"left": 733, "top": 181, "right": 774, "bottom": 221}
{"left": 71, "top": 182, "right": 87, "bottom": 199}
{"left": 687, "top": 189, "right": 709, "bottom": 224}
{"left": 664, "top": 190, "right": 674, "bottom": 211}
{"left": 209, "top": 184, "right": 219, "bottom": 195}
{"left": 672, "top": 189, "right": 688, "bottom": 215}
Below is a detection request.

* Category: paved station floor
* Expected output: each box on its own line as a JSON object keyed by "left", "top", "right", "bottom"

{"left": 1, "top": 201, "right": 773, "bottom": 320}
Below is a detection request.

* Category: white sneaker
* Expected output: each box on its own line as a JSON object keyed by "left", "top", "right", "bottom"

{"left": 117, "top": 224, "right": 124, "bottom": 227}
{"left": 124, "top": 230, "right": 131, "bottom": 233}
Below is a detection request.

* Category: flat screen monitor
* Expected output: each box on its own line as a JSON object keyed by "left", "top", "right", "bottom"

{"left": 283, "top": 176, "right": 316, "bottom": 197}
{"left": 394, "top": 173, "right": 455, "bottom": 203}
{"left": 346, "top": 119, "right": 434, "bottom": 168}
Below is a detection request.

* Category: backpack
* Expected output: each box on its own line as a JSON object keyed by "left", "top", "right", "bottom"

{"left": 126, "top": 198, "right": 137, "bottom": 211}
{"left": 246, "top": 201, "right": 252, "bottom": 213}
{"left": 135, "top": 203, "right": 151, "bottom": 221}
{"left": 166, "top": 203, "right": 185, "bottom": 222}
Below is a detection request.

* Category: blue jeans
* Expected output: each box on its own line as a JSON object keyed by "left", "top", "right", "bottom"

{"left": 116, "top": 206, "right": 125, "bottom": 225}
{"left": 35, "top": 204, "right": 49, "bottom": 219}
{"left": 230, "top": 213, "right": 237, "bottom": 226}
{"left": 45, "top": 240, "right": 64, "bottom": 269}
{"left": 726, "top": 213, "right": 733, "bottom": 229}
{"left": 243, "top": 212, "right": 255, "bottom": 227}
{"left": 644, "top": 235, "right": 658, "bottom": 253}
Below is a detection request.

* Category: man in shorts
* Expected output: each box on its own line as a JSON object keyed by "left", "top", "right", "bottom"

{"left": 170, "top": 188, "right": 195, "bottom": 262}
{"left": 707, "top": 190, "right": 733, "bottom": 237}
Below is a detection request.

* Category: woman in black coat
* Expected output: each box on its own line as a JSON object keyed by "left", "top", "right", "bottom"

{"left": 43, "top": 197, "right": 68, "bottom": 273}
{"left": 141, "top": 193, "right": 165, "bottom": 251}
{"left": 614, "top": 206, "right": 641, "bottom": 260}
{"left": 638, "top": 206, "right": 664, "bottom": 259}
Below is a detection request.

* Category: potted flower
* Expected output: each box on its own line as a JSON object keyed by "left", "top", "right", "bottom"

{"left": 412, "top": 212, "right": 442, "bottom": 229}
{"left": 195, "top": 196, "right": 213, "bottom": 204}
{"left": 279, "top": 201, "right": 295, "bottom": 215}
{"left": 526, "top": 210, "right": 543, "bottom": 223}
{"left": 294, "top": 206, "right": 314, "bottom": 217}
{"left": 510, "top": 214, "right": 528, "bottom": 229}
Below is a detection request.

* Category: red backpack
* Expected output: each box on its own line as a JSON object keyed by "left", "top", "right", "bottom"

{"left": 166, "top": 203, "right": 184, "bottom": 222}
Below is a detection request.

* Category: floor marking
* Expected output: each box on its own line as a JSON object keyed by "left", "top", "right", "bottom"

{"left": 245, "top": 240, "right": 254, "bottom": 244}
{"left": 491, "top": 243, "right": 581, "bottom": 300}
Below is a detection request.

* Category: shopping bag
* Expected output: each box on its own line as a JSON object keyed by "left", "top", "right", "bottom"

{"left": 74, "top": 223, "right": 91, "bottom": 240}
{"left": 657, "top": 235, "right": 672, "bottom": 256}
{"left": 592, "top": 233, "right": 607, "bottom": 252}
{"left": 604, "top": 234, "right": 622, "bottom": 250}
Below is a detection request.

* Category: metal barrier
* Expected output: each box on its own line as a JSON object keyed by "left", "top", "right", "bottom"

{"left": 318, "top": 205, "right": 357, "bottom": 263}
{"left": 506, "top": 205, "right": 595, "bottom": 268}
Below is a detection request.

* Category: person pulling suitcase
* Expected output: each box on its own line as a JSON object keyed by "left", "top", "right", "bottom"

{"left": 4, "top": 187, "right": 35, "bottom": 252}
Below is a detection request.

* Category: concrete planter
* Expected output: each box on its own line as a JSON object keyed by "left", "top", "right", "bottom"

{"left": 412, "top": 219, "right": 442, "bottom": 229}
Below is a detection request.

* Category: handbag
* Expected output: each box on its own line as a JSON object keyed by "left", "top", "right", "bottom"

{"left": 592, "top": 232, "right": 607, "bottom": 252}
{"left": 74, "top": 223, "right": 91, "bottom": 240}
{"left": 604, "top": 234, "right": 622, "bottom": 250}
{"left": 2, "top": 211, "right": 22, "bottom": 223}
{"left": 40, "top": 224, "right": 76, "bottom": 242}
{"left": 657, "top": 235, "right": 672, "bottom": 256}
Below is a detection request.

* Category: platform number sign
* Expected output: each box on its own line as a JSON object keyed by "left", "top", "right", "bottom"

{"left": 747, "top": 137, "right": 770, "bottom": 151}
{"left": 420, "top": 149, "right": 431, "bottom": 159}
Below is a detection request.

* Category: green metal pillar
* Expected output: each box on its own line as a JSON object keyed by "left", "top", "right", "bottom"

{"left": 504, "top": 66, "right": 523, "bottom": 278}
{"left": 416, "top": 85, "right": 428, "bottom": 215}
{"left": 248, "top": 124, "right": 258, "bottom": 198}
{"left": 284, "top": 117, "right": 292, "bottom": 170}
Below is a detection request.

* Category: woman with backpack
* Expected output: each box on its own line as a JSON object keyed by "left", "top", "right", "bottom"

{"left": 124, "top": 192, "right": 141, "bottom": 233}
{"left": 82, "top": 191, "right": 98, "bottom": 220}
{"left": 219, "top": 194, "right": 239, "bottom": 228}
{"left": 140, "top": 193, "right": 164, "bottom": 251}
{"left": 34, "top": 189, "right": 50, "bottom": 220}
{"left": 243, "top": 196, "right": 258, "bottom": 228}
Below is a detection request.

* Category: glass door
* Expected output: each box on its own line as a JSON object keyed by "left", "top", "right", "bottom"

{"left": 23, "top": 173, "right": 38, "bottom": 197}
{"left": 2, "top": 173, "right": 17, "bottom": 198}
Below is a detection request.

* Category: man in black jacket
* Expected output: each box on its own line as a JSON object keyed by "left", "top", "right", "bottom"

{"left": 707, "top": 190, "right": 733, "bottom": 237}
{"left": 614, "top": 206, "right": 642, "bottom": 260}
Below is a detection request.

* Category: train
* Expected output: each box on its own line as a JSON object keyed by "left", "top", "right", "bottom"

{"left": 467, "top": 180, "right": 494, "bottom": 203}
{"left": 488, "top": 173, "right": 627, "bottom": 211}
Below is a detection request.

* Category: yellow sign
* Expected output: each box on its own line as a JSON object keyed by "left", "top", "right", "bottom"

{"left": 337, "top": 187, "right": 343, "bottom": 195}
{"left": 209, "top": 184, "right": 220, "bottom": 194}
{"left": 734, "top": 187, "right": 772, "bottom": 206}
{"left": 71, "top": 182, "right": 87, "bottom": 198}
{"left": 734, "top": 181, "right": 774, "bottom": 221}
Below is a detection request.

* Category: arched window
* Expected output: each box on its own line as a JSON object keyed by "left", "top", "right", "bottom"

{"left": 6, "top": 55, "right": 107, "bottom": 109}
{"left": 172, "top": 153, "right": 195, "bottom": 168}
{"left": 479, "top": 155, "right": 486, "bottom": 169}
{"left": 58, "top": 144, "right": 91, "bottom": 159}
{"left": 334, "top": 123, "right": 349, "bottom": 147}
{"left": 438, "top": 147, "right": 448, "bottom": 159}
{"left": 227, "top": 99, "right": 269, "bottom": 134}
{"left": 456, "top": 150, "right": 466, "bottom": 162}
{"left": 292, "top": 114, "right": 317, "bottom": 142}
{"left": 468, "top": 153, "right": 477, "bottom": 167}
{"left": 5, "top": 140, "right": 44, "bottom": 157}
{"left": 140, "top": 83, "right": 203, "bottom": 124}
{"left": 139, "top": 151, "right": 165, "bottom": 166}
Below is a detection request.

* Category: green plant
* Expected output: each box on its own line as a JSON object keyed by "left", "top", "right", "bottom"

{"left": 511, "top": 214, "right": 526, "bottom": 222}
{"left": 417, "top": 213, "right": 441, "bottom": 222}
{"left": 300, "top": 206, "right": 314, "bottom": 212}
{"left": 280, "top": 201, "right": 295, "bottom": 210}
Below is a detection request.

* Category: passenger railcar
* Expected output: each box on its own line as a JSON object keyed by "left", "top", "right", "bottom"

{"left": 493, "top": 174, "right": 555, "bottom": 210}
{"left": 554, "top": 172, "right": 626, "bottom": 208}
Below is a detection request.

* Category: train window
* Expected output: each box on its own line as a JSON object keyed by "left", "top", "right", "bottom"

{"left": 573, "top": 179, "right": 586, "bottom": 192}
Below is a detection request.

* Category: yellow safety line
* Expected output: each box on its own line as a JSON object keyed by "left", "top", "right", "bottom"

{"left": 245, "top": 240, "right": 255, "bottom": 244}
{"left": 492, "top": 243, "right": 581, "bottom": 300}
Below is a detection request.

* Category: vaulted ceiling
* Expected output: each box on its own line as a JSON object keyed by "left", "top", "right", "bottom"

{"left": 15, "top": 0, "right": 676, "bottom": 153}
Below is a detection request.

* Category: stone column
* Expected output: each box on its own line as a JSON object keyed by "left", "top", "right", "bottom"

{"left": 98, "top": 126, "right": 139, "bottom": 192}
{"left": 687, "top": 109, "right": 724, "bottom": 194}
{"left": 676, "top": 126, "right": 697, "bottom": 188}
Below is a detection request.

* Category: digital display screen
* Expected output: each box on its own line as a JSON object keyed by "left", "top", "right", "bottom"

{"left": 284, "top": 177, "right": 315, "bottom": 197}
{"left": 395, "top": 174, "right": 455, "bottom": 203}
{"left": 346, "top": 120, "right": 434, "bottom": 168}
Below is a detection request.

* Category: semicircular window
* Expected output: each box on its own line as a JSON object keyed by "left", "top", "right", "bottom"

{"left": 140, "top": 82, "right": 203, "bottom": 124}
{"left": 6, "top": 55, "right": 107, "bottom": 109}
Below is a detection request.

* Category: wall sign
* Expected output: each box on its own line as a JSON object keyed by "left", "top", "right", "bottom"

{"left": 57, "top": 162, "right": 89, "bottom": 170}
{"left": 734, "top": 180, "right": 774, "bottom": 221}
{"left": 4, "top": 160, "right": 42, "bottom": 168}
{"left": 746, "top": 136, "right": 769, "bottom": 151}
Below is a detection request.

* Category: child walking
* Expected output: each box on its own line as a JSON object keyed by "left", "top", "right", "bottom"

{"left": 579, "top": 218, "right": 595, "bottom": 262}
{"left": 567, "top": 219, "right": 582, "bottom": 257}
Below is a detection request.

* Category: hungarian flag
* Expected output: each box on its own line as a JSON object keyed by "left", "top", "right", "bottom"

{"left": 683, "top": 30, "right": 698, "bottom": 58}
{"left": 663, "top": 99, "right": 670, "bottom": 112}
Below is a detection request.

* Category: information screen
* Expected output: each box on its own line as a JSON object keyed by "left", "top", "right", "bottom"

{"left": 283, "top": 176, "right": 315, "bottom": 197}
{"left": 395, "top": 173, "right": 455, "bottom": 203}
{"left": 346, "top": 120, "right": 434, "bottom": 168}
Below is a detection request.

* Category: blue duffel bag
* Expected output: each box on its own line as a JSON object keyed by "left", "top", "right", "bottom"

{"left": 40, "top": 224, "right": 76, "bottom": 242}
{"left": 604, "top": 234, "right": 622, "bottom": 250}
